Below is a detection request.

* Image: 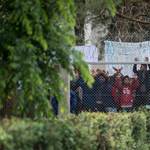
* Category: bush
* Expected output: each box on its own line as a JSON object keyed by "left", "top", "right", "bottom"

{"left": 69, "top": 112, "right": 148, "bottom": 150}
{"left": 0, "top": 111, "right": 149, "bottom": 150}
{"left": 0, "top": 117, "right": 98, "bottom": 150}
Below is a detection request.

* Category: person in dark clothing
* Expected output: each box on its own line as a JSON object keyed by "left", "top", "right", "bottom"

{"left": 95, "top": 75, "right": 105, "bottom": 112}
{"left": 133, "top": 57, "right": 150, "bottom": 110}
{"left": 75, "top": 69, "right": 102, "bottom": 112}
{"left": 95, "top": 69, "right": 108, "bottom": 112}
{"left": 70, "top": 80, "right": 82, "bottom": 115}
{"left": 96, "top": 71, "right": 119, "bottom": 113}
{"left": 70, "top": 80, "right": 78, "bottom": 92}
{"left": 52, "top": 90, "right": 77, "bottom": 116}
{"left": 74, "top": 86, "right": 82, "bottom": 115}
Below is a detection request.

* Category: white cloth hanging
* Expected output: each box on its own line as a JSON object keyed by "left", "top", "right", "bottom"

{"left": 73, "top": 45, "right": 98, "bottom": 62}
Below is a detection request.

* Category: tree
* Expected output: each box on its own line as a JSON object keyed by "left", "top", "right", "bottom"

{"left": 0, "top": 0, "right": 94, "bottom": 118}
{"left": 74, "top": 0, "right": 150, "bottom": 58}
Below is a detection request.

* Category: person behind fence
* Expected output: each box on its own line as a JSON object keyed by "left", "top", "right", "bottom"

{"left": 52, "top": 90, "right": 77, "bottom": 116}
{"left": 94, "top": 69, "right": 105, "bottom": 112}
{"left": 129, "top": 78, "right": 136, "bottom": 104}
{"left": 133, "top": 57, "right": 150, "bottom": 110}
{"left": 111, "top": 66, "right": 124, "bottom": 111}
{"left": 70, "top": 75, "right": 83, "bottom": 115}
{"left": 96, "top": 70, "right": 119, "bottom": 113}
{"left": 70, "top": 80, "right": 82, "bottom": 115}
{"left": 74, "top": 86, "right": 82, "bottom": 115}
{"left": 75, "top": 69, "right": 102, "bottom": 112}
{"left": 115, "top": 73, "right": 139, "bottom": 112}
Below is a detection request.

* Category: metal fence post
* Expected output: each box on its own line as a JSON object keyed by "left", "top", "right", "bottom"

{"left": 58, "top": 66, "right": 70, "bottom": 117}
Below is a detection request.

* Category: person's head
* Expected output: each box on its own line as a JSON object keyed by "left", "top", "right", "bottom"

{"left": 98, "top": 73, "right": 106, "bottom": 83}
{"left": 109, "top": 76, "right": 115, "bottom": 85}
{"left": 122, "top": 75, "right": 130, "bottom": 85}
{"left": 140, "top": 64, "right": 147, "bottom": 72}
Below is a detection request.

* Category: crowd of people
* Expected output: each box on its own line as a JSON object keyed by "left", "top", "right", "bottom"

{"left": 52, "top": 57, "right": 150, "bottom": 115}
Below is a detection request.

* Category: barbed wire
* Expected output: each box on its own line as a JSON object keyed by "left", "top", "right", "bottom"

{"left": 75, "top": 3, "right": 150, "bottom": 60}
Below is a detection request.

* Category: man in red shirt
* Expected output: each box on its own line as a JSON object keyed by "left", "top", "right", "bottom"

{"left": 115, "top": 73, "right": 139, "bottom": 112}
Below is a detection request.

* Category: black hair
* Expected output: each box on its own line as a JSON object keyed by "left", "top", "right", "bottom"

{"left": 122, "top": 75, "right": 129, "bottom": 82}
{"left": 98, "top": 73, "right": 106, "bottom": 79}
{"left": 141, "top": 64, "right": 147, "bottom": 69}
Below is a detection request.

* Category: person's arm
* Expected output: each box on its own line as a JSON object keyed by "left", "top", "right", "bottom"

{"left": 112, "top": 67, "right": 123, "bottom": 74}
{"left": 94, "top": 76, "right": 102, "bottom": 84}
{"left": 112, "top": 73, "right": 117, "bottom": 79}
{"left": 91, "top": 69, "right": 102, "bottom": 87}
{"left": 145, "top": 57, "right": 150, "bottom": 72}
{"left": 133, "top": 64, "right": 138, "bottom": 74}
{"left": 110, "top": 87, "right": 119, "bottom": 108}
{"left": 131, "top": 74, "right": 139, "bottom": 90}
{"left": 70, "top": 90, "right": 77, "bottom": 113}
{"left": 133, "top": 57, "right": 139, "bottom": 74}
{"left": 76, "top": 76, "right": 85, "bottom": 88}
{"left": 115, "top": 73, "right": 124, "bottom": 90}
{"left": 103, "top": 71, "right": 110, "bottom": 83}
{"left": 96, "top": 68, "right": 103, "bottom": 76}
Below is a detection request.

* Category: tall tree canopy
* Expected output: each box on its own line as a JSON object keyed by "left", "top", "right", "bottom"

{"left": 0, "top": 0, "right": 94, "bottom": 118}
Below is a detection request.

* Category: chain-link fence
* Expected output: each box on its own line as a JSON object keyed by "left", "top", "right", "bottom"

{"left": 14, "top": 61, "right": 150, "bottom": 116}
{"left": 72, "top": 62, "right": 150, "bottom": 114}
{"left": 2, "top": 2, "right": 150, "bottom": 117}
{"left": 55, "top": 1, "right": 150, "bottom": 115}
{"left": 51, "top": 2, "right": 150, "bottom": 115}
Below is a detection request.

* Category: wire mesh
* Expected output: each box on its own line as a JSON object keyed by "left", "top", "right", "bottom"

{"left": 68, "top": 62, "right": 150, "bottom": 114}
{"left": 57, "top": 1, "right": 150, "bottom": 114}
{"left": 2, "top": 2, "right": 150, "bottom": 117}
{"left": 75, "top": 1, "right": 150, "bottom": 60}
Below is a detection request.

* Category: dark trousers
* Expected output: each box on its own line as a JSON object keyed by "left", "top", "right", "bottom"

{"left": 120, "top": 107, "right": 133, "bottom": 112}
{"left": 96, "top": 104, "right": 105, "bottom": 112}
{"left": 134, "top": 94, "right": 149, "bottom": 110}
{"left": 82, "top": 105, "right": 98, "bottom": 112}
{"left": 74, "top": 99, "right": 82, "bottom": 115}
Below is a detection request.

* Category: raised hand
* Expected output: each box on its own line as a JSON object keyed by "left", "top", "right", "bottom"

{"left": 96, "top": 101, "right": 103, "bottom": 104}
{"left": 96, "top": 68, "right": 101, "bottom": 73}
{"left": 91, "top": 69, "right": 97, "bottom": 77}
{"left": 134, "top": 57, "right": 139, "bottom": 62}
{"left": 145, "top": 57, "right": 149, "bottom": 62}
{"left": 113, "top": 67, "right": 123, "bottom": 73}
{"left": 117, "top": 73, "right": 122, "bottom": 79}
{"left": 96, "top": 68, "right": 102, "bottom": 76}
{"left": 133, "top": 73, "right": 138, "bottom": 80}
{"left": 113, "top": 67, "right": 118, "bottom": 72}
{"left": 104, "top": 71, "right": 109, "bottom": 78}
{"left": 118, "top": 67, "right": 123, "bottom": 73}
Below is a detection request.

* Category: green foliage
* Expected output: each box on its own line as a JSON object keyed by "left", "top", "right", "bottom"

{"left": 0, "top": 112, "right": 150, "bottom": 150}
{"left": 0, "top": 0, "right": 94, "bottom": 118}
{"left": 74, "top": 0, "right": 122, "bottom": 24}
{"left": 74, "top": 112, "right": 148, "bottom": 150}
{"left": 0, "top": 117, "right": 97, "bottom": 150}
{"left": 105, "top": 0, "right": 116, "bottom": 16}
